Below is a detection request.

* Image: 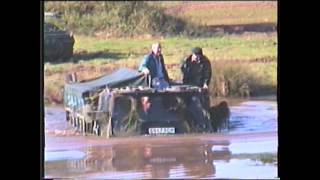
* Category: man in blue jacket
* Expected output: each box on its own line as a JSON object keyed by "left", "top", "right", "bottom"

{"left": 139, "top": 43, "right": 170, "bottom": 89}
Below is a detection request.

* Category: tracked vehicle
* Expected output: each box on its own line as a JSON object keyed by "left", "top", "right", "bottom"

{"left": 64, "top": 68, "right": 214, "bottom": 138}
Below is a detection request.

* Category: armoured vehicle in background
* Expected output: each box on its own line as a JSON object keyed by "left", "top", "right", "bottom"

{"left": 44, "top": 13, "right": 74, "bottom": 62}
{"left": 64, "top": 68, "right": 215, "bottom": 138}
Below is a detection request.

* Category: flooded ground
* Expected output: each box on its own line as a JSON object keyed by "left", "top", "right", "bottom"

{"left": 44, "top": 96, "right": 278, "bottom": 179}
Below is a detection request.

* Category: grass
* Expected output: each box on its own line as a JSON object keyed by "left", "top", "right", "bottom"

{"left": 75, "top": 33, "right": 277, "bottom": 61}
{"left": 45, "top": 1, "right": 190, "bottom": 37}
{"left": 153, "top": 1, "right": 277, "bottom": 26}
{"left": 45, "top": 2, "right": 277, "bottom": 37}
{"left": 179, "top": 5, "right": 276, "bottom": 26}
{"left": 211, "top": 61, "right": 277, "bottom": 97}
{"left": 74, "top": 35, "right": 154, "bottom": 54}
{"left": 44, "top": 33, "right": 277, "bottom": 105}
{"left": 44, "top": 1, "right": 277, "bottom": 106}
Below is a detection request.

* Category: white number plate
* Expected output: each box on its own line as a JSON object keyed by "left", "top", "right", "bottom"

{"left": 148, "top": 127, "right": 175, "bottom": 134}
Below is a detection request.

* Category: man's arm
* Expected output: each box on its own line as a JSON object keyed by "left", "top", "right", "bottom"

{"left": 181, "top": 56, "right": 192, "bottom": 75}
{"left": 181, "top": 59, "right": 188, "bottom": 74}
{"left": 160, "top": 55, "right": 170, "bottom": 83}
{"left": 203, "top": 59, "right": 212, "bottom": 87}
{"left": 181, "top": 57, "right": 190, "bottom": 84}
{"left": 139, "top": 55, "right": 150, "bottom": 74}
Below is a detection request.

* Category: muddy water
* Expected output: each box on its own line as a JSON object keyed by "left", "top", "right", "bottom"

{"left": 44, "top": 97, "right": 278, "bottom": 179}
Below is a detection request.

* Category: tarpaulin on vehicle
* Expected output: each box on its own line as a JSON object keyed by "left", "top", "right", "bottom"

{"left": 64, "top": 68, "right": 148, "bottom": 98}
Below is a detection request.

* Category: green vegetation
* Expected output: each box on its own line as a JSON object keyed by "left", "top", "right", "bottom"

{"left": 162, "top": 2, "right": 277, "bottom": 26}
{"left": 211, "top": 61, "right": 277, "bottom": 98}
{"left": 44, "top": 1, "right": 190, "bottom": 37}
{"left": 43, "top": 1, "right": 277, "bottom": 106}
{"left": 44, "top": 1, "right": 276, "bottom": 37}
{"left": 74, "top": 34, "right": 277, "bottom": 60}
{"left": 44, "top": 34, "right": 277, "bottom": 105}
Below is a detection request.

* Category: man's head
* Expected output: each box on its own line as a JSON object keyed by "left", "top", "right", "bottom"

{"left": 192, "top": 47, "right": 203, "bottom": 56}
{"left": 152, "top": 43, "right": 162, "bottom": 56}
{"left": 191, "top": 47, "right": 203, "bottom": 62}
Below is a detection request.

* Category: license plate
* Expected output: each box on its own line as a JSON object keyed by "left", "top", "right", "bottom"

{"left": 148, "top": 127, "right": 175, "bottom": 134}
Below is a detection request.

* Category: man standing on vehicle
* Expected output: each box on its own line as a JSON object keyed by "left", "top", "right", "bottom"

{"left": 139, "top": 43, "right": 170, "bottom": 90}
{"left": 181, "top": 47, "right": 212, "bottom": 110}
{"left": 181, "top": 47, "right": 212, "bottom": 89}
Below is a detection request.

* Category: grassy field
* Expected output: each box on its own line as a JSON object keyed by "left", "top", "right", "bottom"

{"left": 44, "top": 1, "right": 277, "bottom": 106}
{"left": 75, "top": 33, "right": 277, "bottom": 60}
{"left": 44, "top": 33, "right": 277, "bottom": 105}
{"left": 152, "top": 1, "right": 277, "bottom": 26}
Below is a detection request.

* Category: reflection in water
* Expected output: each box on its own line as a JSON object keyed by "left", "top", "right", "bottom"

{"left": 45, "top": 99, "right": 278, "bottom": 179}
{"left": 45, "top": 141, "right": 231, "bottom": 179}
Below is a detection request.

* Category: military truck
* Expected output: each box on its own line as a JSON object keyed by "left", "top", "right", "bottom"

{"left": 64, "top": 68, "right": 215, "bottom": 138}
{"left": 44, "top": 17, "right": 74, "bottom": 62}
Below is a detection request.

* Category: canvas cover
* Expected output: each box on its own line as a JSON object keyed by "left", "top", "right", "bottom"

{"left": 64, "top": 68, "right": 149, "bottom": 110}
{"left": 64, "top": 68, "right": 148, "bottom": 97}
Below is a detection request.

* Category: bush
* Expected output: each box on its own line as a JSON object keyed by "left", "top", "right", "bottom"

{"left": 44, "top": 1, "right": 191, "bottom": 37}
{"left": 210, "top": 61, "right": 277, "bottom": 97}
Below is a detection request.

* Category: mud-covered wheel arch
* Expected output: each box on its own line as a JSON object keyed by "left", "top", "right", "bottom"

{"left": 184, "top": 95, "right": 213, "bottom": 133}
{"left": 111, "top": 95, "right": 140, "bottom": 137}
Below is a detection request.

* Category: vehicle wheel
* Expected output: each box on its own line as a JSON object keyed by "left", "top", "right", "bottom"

{"left": 93, "top": 121, "right": 100, "bottom": 136}
{"left": 66, "top": 111, "right": 70, "bottom": 121}
{"left": 70, "top": 114, "right": 75, "bottom": 126}
{"left": 86, "top": 122, "right": 92, "bottom": 134}
{"left": 75, "top": 117, "right": 79, "bottom": 129}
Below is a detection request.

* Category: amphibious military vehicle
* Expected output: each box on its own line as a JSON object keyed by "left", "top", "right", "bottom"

{"left": 64, "top": 68, "right": 216, "bottom": 138}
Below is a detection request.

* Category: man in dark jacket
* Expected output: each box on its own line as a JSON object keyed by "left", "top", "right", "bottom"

{"left": 181, "top": 47, "right": 212, "bottom": 89}
{"left": 181, "top": 47, "right": 212, "bottom": 111}
{"left": 139, "top": 43, "right": 170, "bottom": 89}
